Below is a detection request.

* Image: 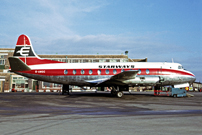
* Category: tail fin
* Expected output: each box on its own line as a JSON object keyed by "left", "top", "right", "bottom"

{"left": 13, "top": 34, "right": 62, "bottom": 66}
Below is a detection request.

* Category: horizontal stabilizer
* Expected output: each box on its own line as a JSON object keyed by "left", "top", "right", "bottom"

{"left": 8, "top": 57, "right": 31, "bottom": 71}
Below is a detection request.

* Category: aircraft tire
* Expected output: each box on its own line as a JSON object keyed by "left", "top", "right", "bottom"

{"left": 117, "top": 91, "right": 123, "bottom": 98}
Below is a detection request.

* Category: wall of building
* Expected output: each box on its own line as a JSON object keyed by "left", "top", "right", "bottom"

{"left": 193, "top": 82, "right": 202, "bottom": 91}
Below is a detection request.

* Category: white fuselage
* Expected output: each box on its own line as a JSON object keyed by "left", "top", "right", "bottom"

{"left": 16, "top": 62, "right": 196, "bottom": 87}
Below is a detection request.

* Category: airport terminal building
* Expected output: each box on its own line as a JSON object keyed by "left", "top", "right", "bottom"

{"left": 0, "top": 48, "right": 150, "bottom": 92}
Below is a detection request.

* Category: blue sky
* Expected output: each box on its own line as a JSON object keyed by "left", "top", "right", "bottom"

{"left": 0, "top": 0, "right": 201, "bottom": 81}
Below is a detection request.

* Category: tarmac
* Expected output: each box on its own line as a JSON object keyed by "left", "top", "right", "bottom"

{"left": 0, "top": 91, "right": 202, "bottom": 135}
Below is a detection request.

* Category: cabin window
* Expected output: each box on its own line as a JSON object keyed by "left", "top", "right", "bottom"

{"left": 97, "top": 69, "right": 101, "bottom": 75}
{"left": 146, "top": 69, "right": 149, "bottom": 74}
{"left": 89, "top": 69, "right": 93, "bottom": 75}
{"left": 81, "top": 69, "right": 85, "bottom": 74}
{"left": 121, "top": 69, "right": 125, "bottom": 72}
{"left": 105, "top": 69, "right": 109, "bottom": 74}
{"left": 64, "top": 70, "right": 68, "bottom": 75}
{"left": 113, "top": 69, "right": 117, "bottom": 74}
{"left": 73, "top": 69, "right": 76, "bottom": 75}
{"left": 138, "top": 69, "right": 141, "bottom": 74}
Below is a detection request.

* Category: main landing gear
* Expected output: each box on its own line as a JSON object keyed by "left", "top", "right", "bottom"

{"left": 111, "top": 86, "right": 128, "bottom": 98}
{"left": 62, "top": 84, "right": 70, "bottom": 95}
{"left": 111, "top": 90, "right": 123, "bottom": 98}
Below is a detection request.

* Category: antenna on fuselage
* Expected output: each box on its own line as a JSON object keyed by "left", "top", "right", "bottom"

{"left": 172, "top": 58, "right": 174, "bottom": 63}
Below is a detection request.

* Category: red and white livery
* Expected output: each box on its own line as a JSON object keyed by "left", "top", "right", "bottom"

{"left": 9, "top": 34, "right": 196, "bottom": 97}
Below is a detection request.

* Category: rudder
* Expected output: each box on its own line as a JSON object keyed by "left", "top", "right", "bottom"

{"left": 13, "top": 34, "right": 39, "bottom": 58}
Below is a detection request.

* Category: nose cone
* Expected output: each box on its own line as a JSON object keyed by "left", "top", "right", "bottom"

{"left": 190, "top": 76, "right": 196, "bottom": 83}
{"left": 184, "top": 70, "right": 196, "bottom": 83}
{"left": 189, "top": 72, "right": 196, "bottom": 83}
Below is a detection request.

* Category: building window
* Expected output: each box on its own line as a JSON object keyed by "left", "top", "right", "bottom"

{"left": 73, "top": 69, "right": 76, "bottom": 75}
{"left": 13, "top": 77, "right": 17, "bottom": 80}
{"left": 89, "top": 69, "right": 93, "bottom": 75}
{"left": 110, "top": 59, "right": 116, "bottom": 62}
{"left": 12, "top": 76, "right": 29, "bottom": 91}
{"left": 106, "top": 69, "right": 109, "bottom": 74}
{"left": 113, "top": 69, "right": 117, "bottom": 74}
{"left": 62, "top": 59, "right": 67, "bottom": 63}
{"left": 54, "top": 83, "right": 62, "bottom": 87}
{"left": 43, "top": 82, "right": 51, "bottom": 87}
{"left": 99, "top": 59, "right": 106, "bottom": 62}
{"left": 72, "top": 59, "right": 79, "bottom": 63}
{"left": 42, "top": 82, "right": 62, "bottom": 88}
{"left": 93, "top": 59, "right": 99, "bottom": 63}
{"left": 81, "top": 69, "right": 85, "bottom": 74}
{"left": 83, "top": 59, "right": 88, "bottom": 63}
{"left": 0, "top": 59, "right": 5, "bottom": 65}
{"left": 146, "top": 69, "right": 149, "bottom": 74}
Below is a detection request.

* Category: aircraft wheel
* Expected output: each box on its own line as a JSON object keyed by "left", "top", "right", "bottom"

{"left": 117, "top": 91, "right": 123, "bottom": 98}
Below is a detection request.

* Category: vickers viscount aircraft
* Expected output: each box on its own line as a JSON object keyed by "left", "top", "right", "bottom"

{"left": 8, "top": 34, "right": 196, "bottom": 97}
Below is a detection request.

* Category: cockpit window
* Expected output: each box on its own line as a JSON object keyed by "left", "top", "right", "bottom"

{"left": 178, "top": 66, "right": 183, "bottom": 69}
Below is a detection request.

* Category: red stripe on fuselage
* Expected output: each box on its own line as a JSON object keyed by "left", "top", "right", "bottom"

{"left": 19, "top": 68, "right": 195, "bottom": 77}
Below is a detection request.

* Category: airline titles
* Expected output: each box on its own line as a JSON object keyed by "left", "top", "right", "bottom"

{"left": 99, "top": 65, "right": 135, "bottom": 69}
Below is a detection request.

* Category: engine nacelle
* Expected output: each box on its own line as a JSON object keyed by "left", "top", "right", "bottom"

{"left": 123, "top": 76, "right": 160, "bottom": 86}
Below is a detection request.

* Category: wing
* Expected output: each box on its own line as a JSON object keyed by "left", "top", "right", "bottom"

{"left": 110, "top": 70, "right": 138, "bottom": 80}
{"left": 87, "top": 70, "right": 139, "bottom": 86}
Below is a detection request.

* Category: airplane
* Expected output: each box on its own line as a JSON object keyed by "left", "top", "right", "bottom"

{"left": 8, "top": 34, "right": 196, "bottom": 97}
